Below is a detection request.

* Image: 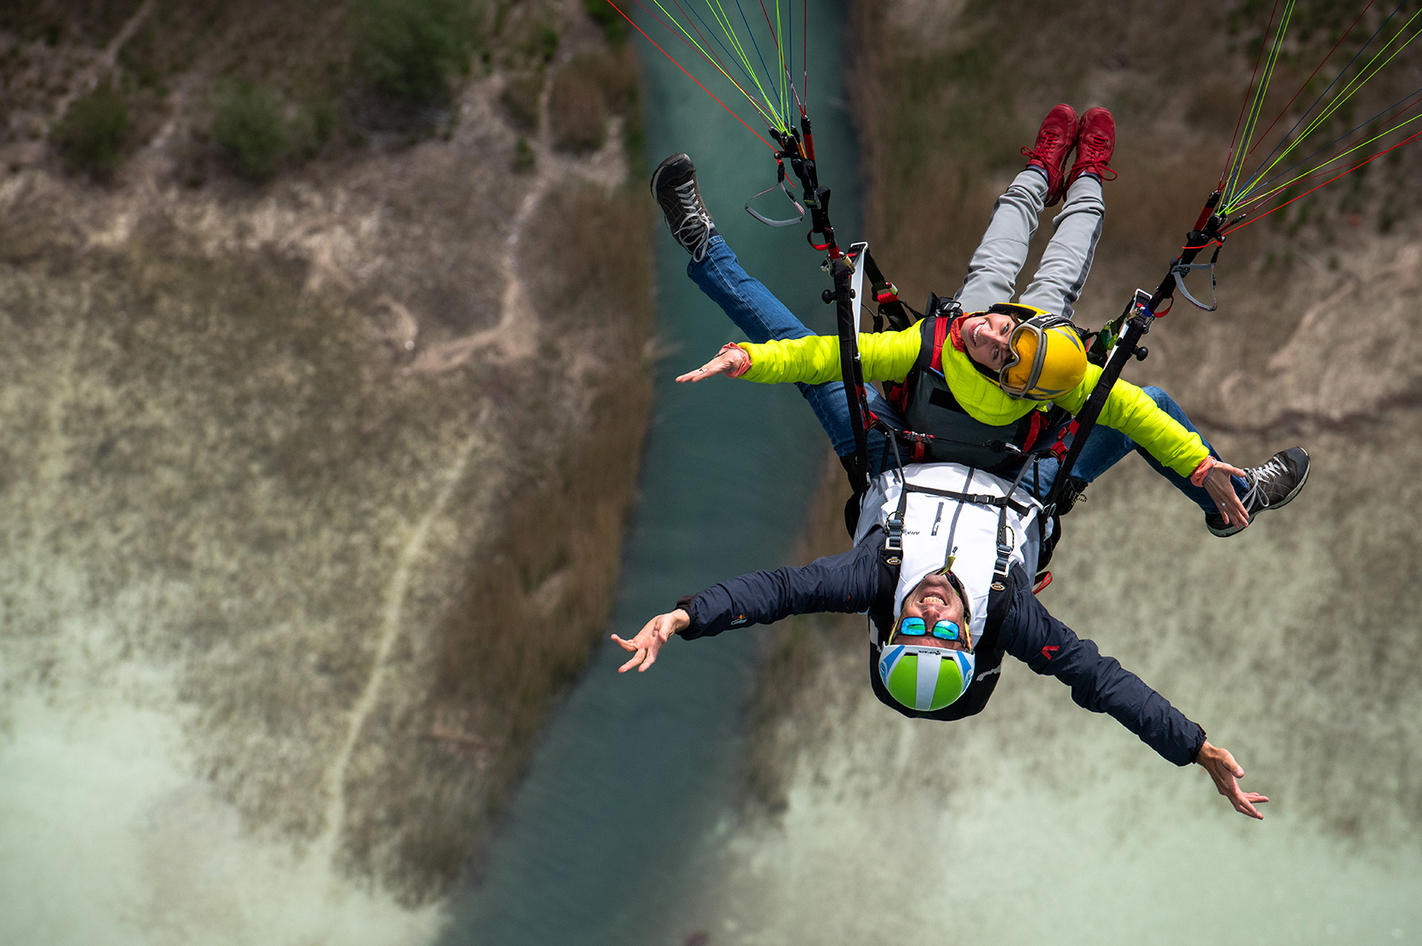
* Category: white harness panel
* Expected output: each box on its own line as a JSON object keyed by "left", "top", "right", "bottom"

{"left": 854, "top": 462, "right": 1043, "bottom": 643}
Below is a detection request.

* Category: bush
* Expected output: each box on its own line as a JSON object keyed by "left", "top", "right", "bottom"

{"left": 351, "top": 0, "right": 479, "bottom": 105}
{"left": 582, "top": 0, "right": 629, "bottom": 44}
{"left": 52, "top": 84, "right": 130, "bottom": 181}
{"left": 212, "top": 81, "right": 290, "bottom": 181}
{"left": 548, "top": 50, "right": 638, "bottom": 154}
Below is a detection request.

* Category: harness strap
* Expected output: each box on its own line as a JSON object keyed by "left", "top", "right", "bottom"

{"left": 882, "top": 476, "right": 1034, "bottom": 589}
{"left": 832, "top": 252, "right": 871, "bottom": 496}
{"left": 861, "top": 248, "right": 922, "bottom": 333}
{"left": 896, "top": 482, "right": 1032, "bottom": 517}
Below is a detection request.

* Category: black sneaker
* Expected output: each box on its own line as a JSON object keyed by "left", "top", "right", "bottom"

{"left": 1206, "top": 447, "right": 1311, "bottom": 537}
{"left": 651, "top": 153, "right": 716, "bottom": 262}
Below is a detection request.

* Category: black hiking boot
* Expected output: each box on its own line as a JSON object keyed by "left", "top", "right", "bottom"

{"left": 652, "top": 153, "right": 716, "bottom": 262}
{"left": 1206, "top": 447, "right": 1311, "bottom": 537}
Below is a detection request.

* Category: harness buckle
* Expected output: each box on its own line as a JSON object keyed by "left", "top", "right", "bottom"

{"left": 884, "top": 511, "right": 904, "bottom": 559}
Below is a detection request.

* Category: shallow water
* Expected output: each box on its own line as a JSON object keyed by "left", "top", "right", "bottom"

{"left": 439, "top": 5, "right": 861, "bottom": 944}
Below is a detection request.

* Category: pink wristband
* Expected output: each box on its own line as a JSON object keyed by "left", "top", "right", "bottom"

{"left": 1190, "top": 456, "right": 1217, "bottom": 488}
{"left": 720, "top": 343, "right": 752, "bottom": 378}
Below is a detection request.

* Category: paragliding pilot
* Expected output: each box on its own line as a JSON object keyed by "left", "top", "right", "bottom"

{"left": 620, "top": 106, "right": 1312, "bottom": 820}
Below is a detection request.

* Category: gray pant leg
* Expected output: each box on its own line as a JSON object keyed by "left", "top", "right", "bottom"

{"left": 1018, "top": 175, "right": 1104, "bottom": 319}
{"left": 953, "top": 169, "right": 1049, "bottom": 313}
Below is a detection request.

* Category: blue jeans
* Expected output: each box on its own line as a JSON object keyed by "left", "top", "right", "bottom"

{"left": 1016, "top": 388, "right": 1245, "bottom": 513}
{"left": 690, "top": 236, "right": 907, "bottom": 473}
{"left": 689, "top": 237, "right": 1243, "bottom": 515}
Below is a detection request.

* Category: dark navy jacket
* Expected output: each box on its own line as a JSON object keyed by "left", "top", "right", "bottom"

{"left": 678, "top": 526, "right": 1205, "bottom": 766}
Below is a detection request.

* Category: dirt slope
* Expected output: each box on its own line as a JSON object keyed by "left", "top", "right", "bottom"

{"left": 0, "top": 0, "right": 653, "bottom": 927}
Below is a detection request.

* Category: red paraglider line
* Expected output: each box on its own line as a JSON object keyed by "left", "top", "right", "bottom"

{"left": 1219, "top": 0, "right": 1284, "bottom": 192}
{"left": 1223, "top": 125, "right": 1422, "bottom": 233}
{"left": 603, "top": 0, "right": 776, "bottom": 150}
{"left": 1240, "top": 0, "right": 1376, "bottom": 168}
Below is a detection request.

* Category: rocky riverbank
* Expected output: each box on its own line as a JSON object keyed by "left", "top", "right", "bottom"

{"left": 0, "top": 0, "right": 652, "bottom": 934}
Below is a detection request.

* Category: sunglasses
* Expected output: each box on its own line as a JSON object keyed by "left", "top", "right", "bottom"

{"left": 897, "top": 616, "right": 962, "bottom": 641}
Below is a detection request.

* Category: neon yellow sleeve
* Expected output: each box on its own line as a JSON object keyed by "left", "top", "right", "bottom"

{"left": 1055, "top": 366, "right": 1209, "bottom": 477}
{"left": 737, "top": 323, "right": 923, "bottom": 385}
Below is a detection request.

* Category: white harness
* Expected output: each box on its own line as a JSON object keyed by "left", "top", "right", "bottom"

{"left": 853, "top": 462, "right": 1044, "bottom": 645}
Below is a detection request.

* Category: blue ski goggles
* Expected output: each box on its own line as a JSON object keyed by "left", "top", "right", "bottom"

{"left": 896, "top": 617, "right": 962, "bottom": 641}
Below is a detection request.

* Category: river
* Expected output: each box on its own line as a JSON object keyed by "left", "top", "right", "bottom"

{"left": 439, "top": 5, "right": 860, "bottom": 944}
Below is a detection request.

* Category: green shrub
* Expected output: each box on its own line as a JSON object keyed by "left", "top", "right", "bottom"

{"left": 52, "top": 84, "right": 130, "bottom": 181}
{"left": 351, "top": 0, "right": 479, "bottom": 105}
{"left": 549, "top": 70, "right": 605, "bottom": 153}
{"left": 582, "top": 0, "right": 628, "bottom": 44}
{"left": 213, "top": 81, "right": 290, "bottom": 181}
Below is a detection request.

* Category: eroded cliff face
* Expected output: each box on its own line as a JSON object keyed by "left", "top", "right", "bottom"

{"left": 680, "top": 2, "right": 1422, "bottom": 943}
{"left": 0, "top": 0, "right": 651, "bottom": 937}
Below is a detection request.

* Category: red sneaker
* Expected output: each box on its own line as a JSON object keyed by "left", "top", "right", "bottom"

{"left": 1021, "top": 104, "right": 1077, "bottom": 206}
{"left": 1065, "top": 107, "right": 1117, "bottom": 193}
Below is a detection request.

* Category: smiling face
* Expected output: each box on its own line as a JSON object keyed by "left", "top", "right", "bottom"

{"left": 895, "top": 572, "right": 973, "bottom": 652}
{"left": 959, "top": 311, "right": 1017, "bottom": 371}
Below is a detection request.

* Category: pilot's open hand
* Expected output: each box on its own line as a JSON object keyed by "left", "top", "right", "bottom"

{"left": 612, "top": 609, "right": 690, "bottom": 673}
{"left": 675, "top": 344, "right": 749, "bottom": 383}
{"left": 1197, "top": 740, "right": 1268, "bottom": 819}
{"left": 1204, "top": 461, "right": 1251, "bottom": 530}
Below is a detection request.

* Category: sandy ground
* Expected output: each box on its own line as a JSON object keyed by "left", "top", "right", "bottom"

{"left": 0, "top": 2, "right": 644, "bottom": 942}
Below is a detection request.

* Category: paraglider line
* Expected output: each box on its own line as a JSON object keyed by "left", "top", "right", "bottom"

{"left": 1233, "top": 2, "right": 1421, "bottom": 206}
{"left": 1234, "top": 87, "right": 1422, "bottom": 209}
{"left": 605, "top": 0, "right": 776, "bottom": 149}
{"left": 1237, "top": 0, "right": 1377, "bottom": 172}
{"left": 1224, "top": 125, "right": 1422, "bottom": 233}
{"left": 1220, "top": 0, "right": 1286, "bottom": 193}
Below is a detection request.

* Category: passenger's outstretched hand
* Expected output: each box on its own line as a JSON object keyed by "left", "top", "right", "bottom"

{"left": 675, "top": 345, "right": 748, "bottom": 383}
{"left": 1196, "top": 740, "right": 1268, "bottom": 819}
{"left": 1204, "top": 461, "right": 1251, "bottom": 530}
{"left": 612, "top": 609, "right": 690, "bottom": 673}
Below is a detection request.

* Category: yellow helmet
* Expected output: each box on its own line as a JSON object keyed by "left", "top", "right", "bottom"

{"left": 998, "top": 313, "right": 1087, "bottom": 401}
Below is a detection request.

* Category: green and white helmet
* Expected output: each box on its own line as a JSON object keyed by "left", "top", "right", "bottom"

{"left": 877, "top": 642, "right": 975, "bottom": 712}
{"left": 877, "top": 568, "right": 976, "bottom": 713}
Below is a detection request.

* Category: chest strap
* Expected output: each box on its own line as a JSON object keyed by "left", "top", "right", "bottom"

{"left": 882, "top": 478, "right": 1031, "bottom": 588}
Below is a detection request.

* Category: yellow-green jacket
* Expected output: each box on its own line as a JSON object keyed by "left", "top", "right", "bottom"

{"left": 738, "top": 319, "right": 1208, "bottom": 477}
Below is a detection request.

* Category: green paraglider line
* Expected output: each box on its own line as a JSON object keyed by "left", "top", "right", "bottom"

{"left": 1223, "top": 124, "right": 1422, "bottom": 234}
{"left": 1229, "top": 5, "right": 1422, "bottom": 211}
{"left": 601, "top": 0, "right": 777, "bottom": 149}
{"left": 1233, "top": 0, "right": 1378, "bottom": 176}
{"left": 1223, "top": 0, "right": 1296, "bottom": 207}
{"left": 1229, "top": 105, "right": 1422, "bottom": 211}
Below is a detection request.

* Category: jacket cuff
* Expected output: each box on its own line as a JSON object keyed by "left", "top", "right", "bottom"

{"left": 720, "top": 343, "right": 752, "bottom": 378}
{"left": 1190, "top": 455, "right": 1217, "bottom": 488}
{"left": 675, "top": 595, "right": 697, "bottom": 625}
{"left": 1188, "top": 727, "right": 1207, "bottom": 764}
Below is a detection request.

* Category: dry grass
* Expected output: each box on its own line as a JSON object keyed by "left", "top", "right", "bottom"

{"left": 2, "top": 0, "right": 656, "bottom": 906}
{"left": 428, "top": 180, "right": 654, "bottom": 860}
{"left": 549, "top": 45, "right": 638, "bottom": 153}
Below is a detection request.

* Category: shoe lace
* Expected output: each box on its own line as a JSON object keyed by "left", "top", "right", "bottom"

{"left": 673, "top": 180, "right": 713, "bottom": 262}
{"left": 1020, "top": 138, "right": 1066, "bottom": 165}
{"left": 1242, "top": 455, "right": 1289, "bottom": 508}
{"left": 1071, "top": 132, "right": 1117, "bottom": 182}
